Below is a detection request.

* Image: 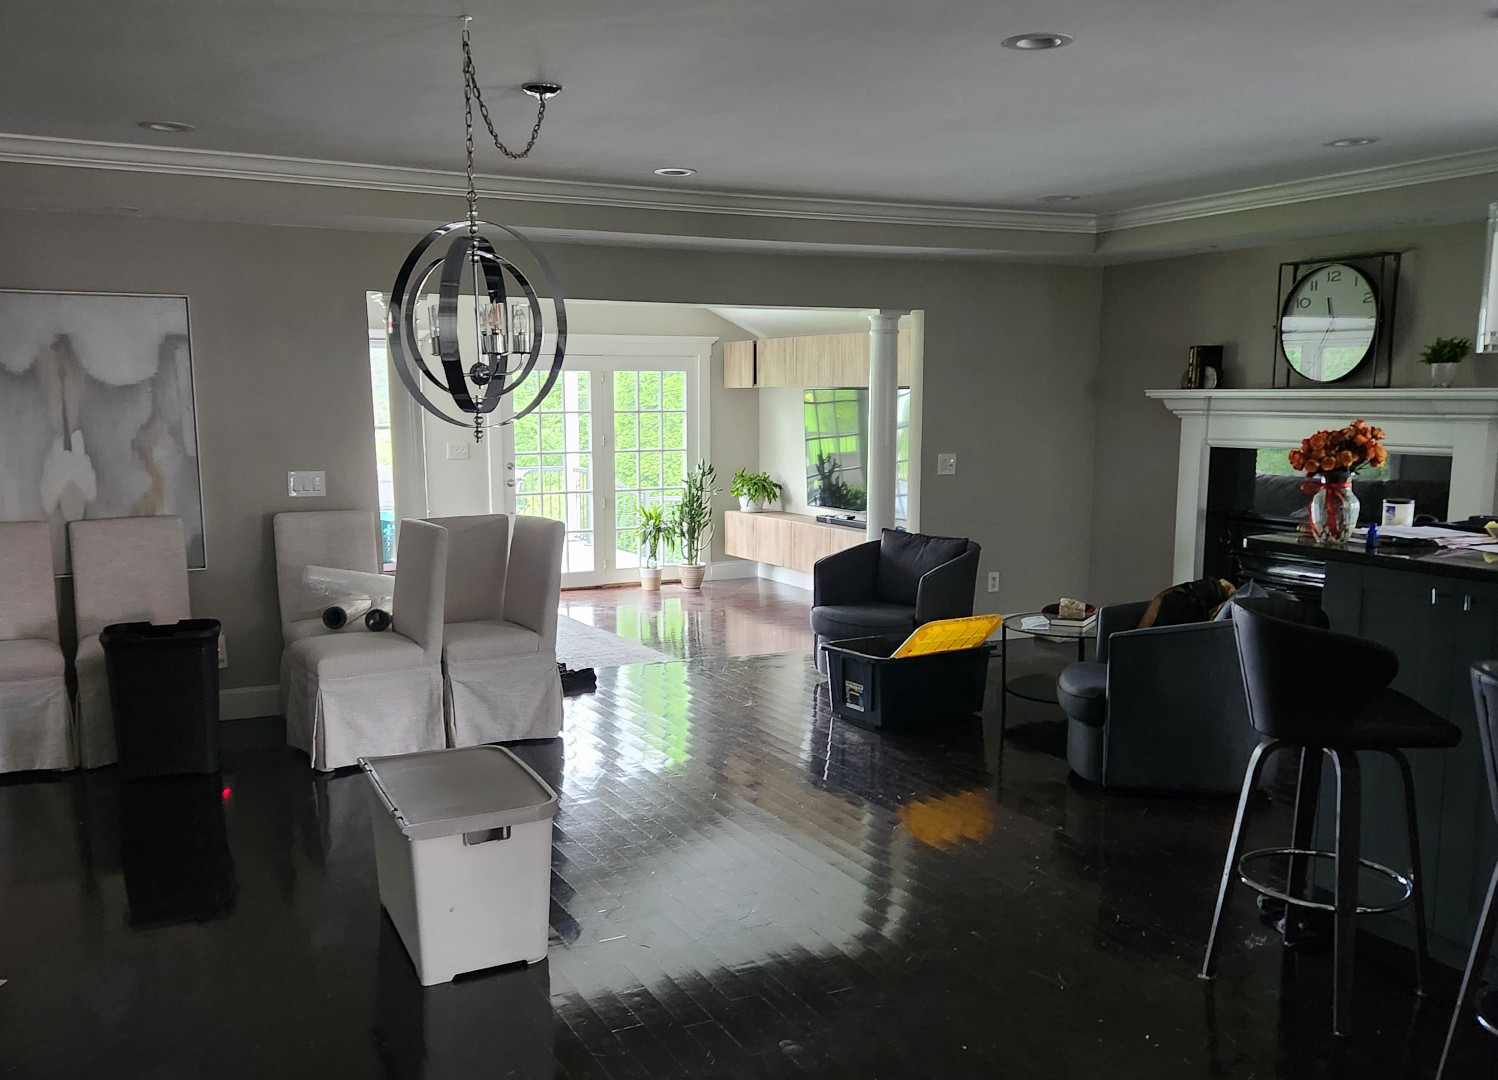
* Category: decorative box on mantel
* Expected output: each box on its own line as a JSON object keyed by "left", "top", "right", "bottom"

{"left": 1148, "top": 388, "right": 1498, "bottom": 583}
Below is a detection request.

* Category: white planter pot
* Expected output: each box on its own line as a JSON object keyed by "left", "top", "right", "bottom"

{"left": 1430, "top": 362, "right": 1458, "bottom": 388}
{"left": 678, "top": 564, "right": 706, "bottom": 589}
{"left": 640, "top": 566, "right": 662, "bottom": 592}
{"left": 738, "top": 495, "right": 763, "bottom": 513}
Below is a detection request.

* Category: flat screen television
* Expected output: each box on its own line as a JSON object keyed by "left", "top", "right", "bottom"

{"left": 803, "top": 388, "right": 911, "bottom": 518}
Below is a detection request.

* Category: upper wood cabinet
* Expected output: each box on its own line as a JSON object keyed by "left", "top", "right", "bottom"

{"left": 721, "top": 329, "right": 911, "bottom": 389}
{"left": 723, "top": 339, "right": 757, "bottom": 388}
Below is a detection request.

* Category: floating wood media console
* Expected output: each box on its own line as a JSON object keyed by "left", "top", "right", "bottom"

{"left": 723, "top": 511, "right": 866, "bottom": 575}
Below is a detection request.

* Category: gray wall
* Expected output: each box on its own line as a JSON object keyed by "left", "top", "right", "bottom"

{"left": 0, "top": 204, "right": 1103, "bottom": 694}
{"left": 1088, "top": 220, "right": 1491, "bottom": 604}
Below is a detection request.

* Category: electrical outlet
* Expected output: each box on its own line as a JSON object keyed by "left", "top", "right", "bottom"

{"left": 446, "top": 441, "right": 470, "bottom": 461}
{"left": 218, "top": 633, "right": 229, "bottom": 669}
{"left": 987, "top": 571, "right": 1001, "bottom": 593}
{"left": 936, "top": 452, "right": 957, "bottom": 475}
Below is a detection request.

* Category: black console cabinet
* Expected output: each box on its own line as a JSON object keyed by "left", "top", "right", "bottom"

{"left": 1320, "top": 560, "right": 1498, "bottom": 961}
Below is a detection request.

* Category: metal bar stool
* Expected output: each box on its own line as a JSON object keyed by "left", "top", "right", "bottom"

{"left": 1200, "top": 601, "right": 1461, "bottom": 1037}
{"left": 1436, "top": 660, "right": 1498, "bottom": 1077}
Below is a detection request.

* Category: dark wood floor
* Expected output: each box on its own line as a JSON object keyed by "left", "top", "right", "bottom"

{"left": 1, "top": 584, "right": 1495, "bottom": 1078}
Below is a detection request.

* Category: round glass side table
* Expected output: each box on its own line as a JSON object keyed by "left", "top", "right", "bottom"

{"left": 1000, "top": 611, "right": 1092, "bottom": 727}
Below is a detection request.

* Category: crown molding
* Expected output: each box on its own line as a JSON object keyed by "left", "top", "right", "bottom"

{"left": 1101, "top": 146, "right": 1498, "bottom": 232}
{"left": 4, "top": 133, "right": 1498, "bottom": 244}
{"left": 0, "top": 134, "right": 1095, "bottom": 235}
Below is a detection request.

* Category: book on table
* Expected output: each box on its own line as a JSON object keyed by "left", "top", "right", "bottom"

{"left": 1046, "top": 613, "right": 1097, "bottom": 630}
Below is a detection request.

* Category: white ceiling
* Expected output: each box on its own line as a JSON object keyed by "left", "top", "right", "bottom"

{"left": 4, "top": 1, "right": 1498, "bottom": 216}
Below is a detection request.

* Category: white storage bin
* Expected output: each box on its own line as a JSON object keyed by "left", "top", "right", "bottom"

{"left": 361, "top": 745, "right": 558, "bottom": 986}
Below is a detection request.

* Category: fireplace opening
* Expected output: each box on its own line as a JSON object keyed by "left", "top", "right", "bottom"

{"left": 1202, "top": 446, "right": 1452, "bottom": 595}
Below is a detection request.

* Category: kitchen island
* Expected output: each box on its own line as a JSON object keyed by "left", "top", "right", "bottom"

{"left": 1247, "top": 532, "right": 1498, "bottom": 967}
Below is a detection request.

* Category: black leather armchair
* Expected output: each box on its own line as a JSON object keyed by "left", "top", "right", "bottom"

{"left": 811, "top": 530, "right": 981, "bottom": 661}
{"left": 1056, "top": 596, "right": 1327, "bottom": 793}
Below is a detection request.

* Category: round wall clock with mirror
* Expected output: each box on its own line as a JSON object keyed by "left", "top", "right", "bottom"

{"left": 1278, "top": 262, "right": 1379, "bottom": 382}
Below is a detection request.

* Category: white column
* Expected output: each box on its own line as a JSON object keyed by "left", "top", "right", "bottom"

{"left": 866, "top": 310, "right": 907, "bottom": 539}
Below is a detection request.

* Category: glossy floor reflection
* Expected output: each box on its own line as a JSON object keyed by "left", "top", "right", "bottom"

{"left": 2, "top": 650, "right": 1496, "bottom": 1078}
{"left": 559, "top": 578, "right": 816, "bottom": 662}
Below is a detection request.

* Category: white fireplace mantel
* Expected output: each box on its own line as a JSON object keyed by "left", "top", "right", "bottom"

{"left": 1147, "top": 388, "right": 1498, "bottom": 582}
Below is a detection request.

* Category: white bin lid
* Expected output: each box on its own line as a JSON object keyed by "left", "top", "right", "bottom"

{"left": 359, "top": 745, "right": 558, "bottom": 841}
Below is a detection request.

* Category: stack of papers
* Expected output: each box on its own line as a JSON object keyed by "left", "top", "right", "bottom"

{"left": 1352, "top": 525, "right": 1498, "bottom": 551}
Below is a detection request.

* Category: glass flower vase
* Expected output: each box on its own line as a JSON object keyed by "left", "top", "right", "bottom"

{"left": 1309, "top": 472, "right": 1359, "bottom": 544}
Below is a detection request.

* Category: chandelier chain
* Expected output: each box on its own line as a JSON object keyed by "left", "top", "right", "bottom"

{"left": 461, "top": 23, "right": 549, "bottom": 163}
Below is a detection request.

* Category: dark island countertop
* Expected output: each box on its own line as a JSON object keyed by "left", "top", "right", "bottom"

{"left": 1247, "top": 530, "right": 1498, "bottom": 584}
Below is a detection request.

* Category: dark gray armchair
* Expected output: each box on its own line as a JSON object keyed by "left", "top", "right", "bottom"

{"left": 811, "top": 529, "right": 981, "bottom": 660}
{"left": 1056, "top": 596, "right": 1327, "bottom": 794}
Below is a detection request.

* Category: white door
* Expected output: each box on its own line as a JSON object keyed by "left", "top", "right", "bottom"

{"left": 491, "top": 337, "right": 709, "bottom": 588}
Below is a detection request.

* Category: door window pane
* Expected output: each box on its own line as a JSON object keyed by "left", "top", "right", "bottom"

{"left": 611, "top": 367, "right": 688, "bottom": 570}
{"left": 515, "top": 370, "right": 594, "bottom": 573}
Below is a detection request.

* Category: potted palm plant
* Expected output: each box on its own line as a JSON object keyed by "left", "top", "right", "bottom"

{"left": 638, "top": 503, "right": 669, "bottom": 592}
{"left": 731, "top": 469, "right": 782, "bottom": 513}
{"left": 672, "top": 461, "right": 719, "bottom": 590}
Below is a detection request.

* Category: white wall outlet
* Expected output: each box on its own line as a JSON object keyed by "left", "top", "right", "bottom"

{"left": 218, "top": 633, "right": 229, "bottom": 669}
{"left": 288, "top": 470, "right": 326, "bottom": 497}
{"left": 446, "top": 441, "right": 470, "bottom": 461}
{"left": 987, "top": 571, "right": 1001, "bottom": 593}
{"left": 936, "top": 452, "right": 957, "bottom": 475}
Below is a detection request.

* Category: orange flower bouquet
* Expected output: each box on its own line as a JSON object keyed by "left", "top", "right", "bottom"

{"left": 1287, "top": 419, "right": 1388, "bottom": 478}
{"left": 1288, "top": 419, "right": 1386, "bottom": 544}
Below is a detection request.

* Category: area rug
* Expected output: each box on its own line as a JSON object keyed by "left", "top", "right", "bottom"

{"left": 555, "top": 616, "right": 673, "bottom": 668}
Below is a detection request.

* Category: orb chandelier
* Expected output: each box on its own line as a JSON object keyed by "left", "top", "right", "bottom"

{"left": 387, "top": 17, "right": 567, "bottom": 442}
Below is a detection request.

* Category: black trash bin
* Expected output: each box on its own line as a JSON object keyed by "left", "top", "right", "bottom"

{"left": 101, "top": 619, "right": 221, "bottom": 779}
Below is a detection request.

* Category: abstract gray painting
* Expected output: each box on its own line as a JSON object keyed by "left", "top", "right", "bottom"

{"left": 0, "top": 291, "right": 205, "bottom": 572}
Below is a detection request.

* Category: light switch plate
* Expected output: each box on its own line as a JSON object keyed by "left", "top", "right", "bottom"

{"left": 288, "top": 470, "right": 326, "bottom": 497}
{"left": 936, "top": 453, "right": 957, "bottom": 475}
{"left": 987, "top": 572, "right": 1001, "bottom": 593}
{"left": 446, "top": 441, "right": 470, "bottom": 461}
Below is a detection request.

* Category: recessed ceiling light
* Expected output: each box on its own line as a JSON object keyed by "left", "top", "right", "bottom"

{"left": 1324, "top": 136, "right": 1380, "bottom": 147}
{"left": 1001, "top": 33, "right": 1074, "bottom": 51}
{"left": 138, "top": 120, "right": 195, "bottom": 134}
{"left": 654, "top": 167, "right": 696, "bottom": 177}
{"left": 1040, "top": 194, "right": 1081, "bottom": 203}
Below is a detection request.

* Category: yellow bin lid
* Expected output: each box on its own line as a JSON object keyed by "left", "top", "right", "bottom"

{"left": 891, "top": 614, "right": 1003, "bottom": 659}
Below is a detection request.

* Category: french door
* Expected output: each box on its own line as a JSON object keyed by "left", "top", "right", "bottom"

{"left": 491, "top": 338, "right": 707, "bottom": 588}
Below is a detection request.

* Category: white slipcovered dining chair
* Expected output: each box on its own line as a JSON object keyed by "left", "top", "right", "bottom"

{"left": 0, "top": 522, "right": 73, "bottom": 772}
{"left": 430, "top": 514, "right": 564, "bottom": 746}
{"left": 69, "top": 516, "right": 192, "bottom": 769}
{"left": 284, "top": 519, "right": 448, "bottom": 772}
{"left": 272, "top": 510, "right": 381, "bottom": 707}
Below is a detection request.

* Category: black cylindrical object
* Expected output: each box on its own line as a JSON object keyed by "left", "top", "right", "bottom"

{"left": 365, "top": 608, "right": 392, "bottom": 632}
{"left": 100, "top": 619, "right": 222, "bottom": 780}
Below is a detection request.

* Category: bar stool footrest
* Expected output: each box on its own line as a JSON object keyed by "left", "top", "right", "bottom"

{"left": 1477, "top": 988, "right": 1498, "bottom": 1038}
{"left": 1237, "top": 847, "right": 1413, "bottom": 915}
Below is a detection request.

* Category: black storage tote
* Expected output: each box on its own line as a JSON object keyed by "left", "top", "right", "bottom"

{"left": 823, "top": 635, "right": 995, "bottom": 730}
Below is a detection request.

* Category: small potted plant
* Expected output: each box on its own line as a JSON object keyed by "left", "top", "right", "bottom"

{"left": 672, "top": 461, "right": 720, "bottom": 590}
{"left": 1420, "top": 336, "right": 1472, "bottom": 388}
{"left": 638, "top": 503, "right": 669, "bottom": 592}
{"left": 731, "top": 469, "right": 782, "bottom": 513}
